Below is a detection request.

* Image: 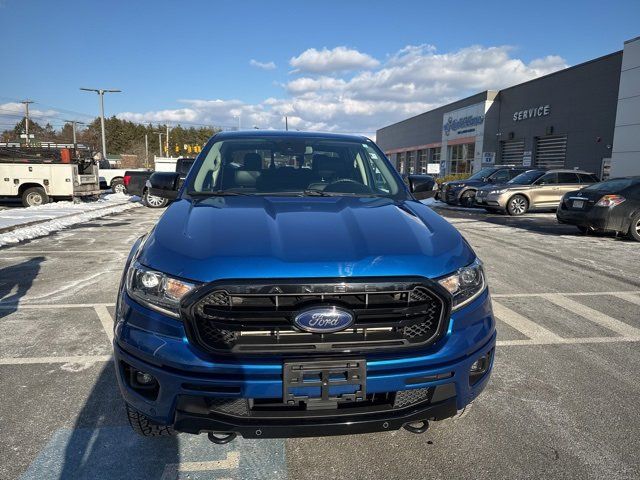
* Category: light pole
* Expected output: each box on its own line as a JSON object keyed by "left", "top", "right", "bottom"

{"left": 156, "top": 132, "right": 163, "bottom": 156}
{"left": 80, "top": 87, "right": 121, "bottom": 158}
{"left": 144, "top": 133, "right": 149, "bottom": 168}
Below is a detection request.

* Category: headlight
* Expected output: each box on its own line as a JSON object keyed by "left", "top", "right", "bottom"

{"left": 438, "top": 259, "right": 486, "bottom": 310}
{"left": 489, "top": 188, "right": 508, "bottom": 194}
{"left": 126, "top": 261, "right": 196, "bottom": 317}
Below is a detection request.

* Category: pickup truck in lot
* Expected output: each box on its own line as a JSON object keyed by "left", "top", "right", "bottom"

{"left": 98, "top": 159, "right": 148, "bottom": 194}
{"left": 0, "top": 144, "right": 100, "bottom": 206}
{"left": 114, "top": 131, "right": 495, "bottom": 443}
{"left": 123, "top": 157, "right": 194, "bottom": 207}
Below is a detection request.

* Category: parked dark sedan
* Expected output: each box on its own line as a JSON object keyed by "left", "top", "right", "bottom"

{"left": 556, "top": 176, "right": 640, "bottom": 241}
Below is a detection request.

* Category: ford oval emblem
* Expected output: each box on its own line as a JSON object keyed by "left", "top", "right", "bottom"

{"left": 293, "top": 307, "right": 354, "bottom": 333}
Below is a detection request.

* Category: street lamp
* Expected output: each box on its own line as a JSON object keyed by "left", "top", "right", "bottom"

{"left": 80, "top": 87, "right": 121, "bottom": 158}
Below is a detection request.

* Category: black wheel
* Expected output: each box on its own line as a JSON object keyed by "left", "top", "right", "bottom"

{"left": 506, "top": 195, "right": 529, "bottom": 216}
{"left": 143, "top": 190, "right": 169, "bottom": 208}
{"left": 459, "top": 190, "right": 476, "bottom": 208}
{"left": 111, "top": 178, "right": 127, "bottom": 194}
{"left": 125, "top": 403, "right": 176, "bottom": 437}
{"left": 21, "top": 187, "right": 49, "bottom": 207}
{"left": 628, "top": 213, "right": 640, "bottom": 242}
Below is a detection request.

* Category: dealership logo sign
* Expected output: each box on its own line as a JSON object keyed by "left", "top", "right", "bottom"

{"left": 513, "top": 105, "right": 550, "bottom": 122}
{"left": 443, "top": 114, "right": 484, "bottom": 136}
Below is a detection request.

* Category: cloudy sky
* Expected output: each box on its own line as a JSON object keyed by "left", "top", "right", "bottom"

{"left": 1, "top": 0, "right": 638, "bottom": 137}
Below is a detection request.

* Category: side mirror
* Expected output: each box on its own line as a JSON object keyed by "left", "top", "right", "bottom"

{"left": 148, "top": 172, "right": 180, "bottom": 200}
{"left": 408, "top": 174, "right": 436, "bottom": 199}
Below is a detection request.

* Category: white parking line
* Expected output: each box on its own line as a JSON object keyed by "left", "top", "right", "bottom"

{"left": 492, "top": 301, "right": 563, "bottom": 343}
{"left": 0, "top": 303, "right": 115, "bottom": 309}
{"left": 492, "top": 291, "right": 640, "bottom": 298}
{"left": 0, "top": 355, "right": 112, "bottom": 365}
{"left": 94, "top": 305, "right": 115, "bottom": 342}
{"left": 161, "top": 451, "right": 240, "bottom": 480}
{"left": 541, "top": 293, "right": 640, "bottom": 338}
{"left": 611, "top": 292, "right": 640, "bottom": 306}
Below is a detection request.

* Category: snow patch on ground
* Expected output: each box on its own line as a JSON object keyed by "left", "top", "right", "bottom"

{"left": 0, "top": 194, "right": 141, "bottom": 246}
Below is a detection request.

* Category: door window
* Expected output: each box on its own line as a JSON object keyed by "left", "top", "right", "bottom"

{"left": 491, "top": 170, "right": 510, "bottom": 183}
{"left": 557, "top": 172, "right": 580, "bottom": 184}
{"left": 536, "top": 173, "right": 558, "bottom": 185}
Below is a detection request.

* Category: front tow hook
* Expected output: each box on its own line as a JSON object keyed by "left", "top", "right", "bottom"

{"left": 403, "top": 420, "right": 429, "bottom": 434}
{"left": 207, "top": 431, "right": 237, "bottom": 444}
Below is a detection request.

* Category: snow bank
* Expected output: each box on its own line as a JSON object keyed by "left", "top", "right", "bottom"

{"left": 0, "top": 195, "right": 141, "bottom": 246}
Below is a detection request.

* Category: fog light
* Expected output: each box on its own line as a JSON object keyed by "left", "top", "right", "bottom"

{"left": 469, "top": 350, "right": 492, "bottom": 386}
{"left": 135, "top": 371, "right": 155, "bottom": 385}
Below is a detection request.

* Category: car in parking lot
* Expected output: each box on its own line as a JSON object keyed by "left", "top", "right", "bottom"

{"left": 475, "top": 169, "right": 599, "bottom": 215}
{"left": 114, "top": 130, "right": 495, "bottom": 443}
{"left": 557, "top": 176, "right": 640, "bottom": 240}
{"left": 441, "top": 166, "right": 531, "bottom": 207}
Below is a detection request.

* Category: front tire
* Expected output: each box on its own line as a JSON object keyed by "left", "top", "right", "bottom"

{"left": 459, "top": 190, "right": 476, "bottom": 208}
{"left": 125, "top": 404, "right": 176, "bottom": 437}
{"left": 143, "top": 190, "right": 169, "bottom": 208}
{"left": 507, "top": 195, "right": 529, "bottom": 216}
{"left": 21, "top": 187, "right": 49, "bottom": 207}
{"left": 628, "top": 213, "right": 640, "bottom": 242}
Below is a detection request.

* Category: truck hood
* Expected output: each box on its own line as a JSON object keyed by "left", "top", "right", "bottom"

{"left": 139, "top": 196, "right": 475, "bottom": 282}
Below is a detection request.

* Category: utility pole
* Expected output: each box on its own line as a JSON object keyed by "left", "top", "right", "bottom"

{"left": 285, "top": 116, "right": 288, "bottom": 131}
{"left": 156, "top": 133, "right": 163, "bottom": 156}
{"left": 21, "top": 100, "right": 34, "bottom": 145}
{"left": 144, "top": 133, "right": 149, "bottom": 168}
{"left": 166, "top": 125, "right": 170, "bottom": 157}
{"left": 63, "top": 120, "right": 84, "bottom": 149}
{"left": 80, "top": 87, "right": 121, "bottom": 158}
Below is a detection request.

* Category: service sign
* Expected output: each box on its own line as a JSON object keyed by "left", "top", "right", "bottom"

{"left": 482, "top": 152, "right": 495, "bottom": 164}
{"left": 513, "top": 105, "right": 550, "bottom": 122}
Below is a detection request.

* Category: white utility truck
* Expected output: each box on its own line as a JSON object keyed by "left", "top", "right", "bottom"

{"left": 0, "top": 143, "right": 101, "bottom": 207}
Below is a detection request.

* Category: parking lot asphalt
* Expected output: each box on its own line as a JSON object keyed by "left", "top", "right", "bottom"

{"left": 1, "top": 204, "right": 639, "bottom": 479}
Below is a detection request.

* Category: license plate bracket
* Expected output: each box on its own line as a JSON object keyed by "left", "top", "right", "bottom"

{"left": 283, "top": 359, "right": 366, "bottom": 410}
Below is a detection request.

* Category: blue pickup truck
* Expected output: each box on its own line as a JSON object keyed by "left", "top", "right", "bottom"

{"left": 113, "top": 131, "right": 495, "bottom": 443}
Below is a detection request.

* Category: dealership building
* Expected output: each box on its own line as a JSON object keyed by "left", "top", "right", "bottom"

{"left": 376, "top": 37, "right": 640, "bottom": 179}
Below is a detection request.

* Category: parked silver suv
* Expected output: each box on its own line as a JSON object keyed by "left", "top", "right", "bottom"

{"left": 475, "top": 169, "right": 599, "bottom": 215}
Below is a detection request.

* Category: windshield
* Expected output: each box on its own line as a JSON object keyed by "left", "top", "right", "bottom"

{"left": 583, "top": 178, "right": 638, "bottom": 192}
{"left": 507, "top": 170, "right": 545, "bottom": 185}
{"left": 468, "top": 168, "right": 497, "bottom": 180}
{"left": 187, "top": 136, "right": 402, "bottom": 198}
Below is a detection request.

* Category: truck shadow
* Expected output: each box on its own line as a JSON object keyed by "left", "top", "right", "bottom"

{"left": 58, "top": 362, "right": 181, "bottom": 480}
{"left": 0, "top": 256, "right": 44, "bottom": 319}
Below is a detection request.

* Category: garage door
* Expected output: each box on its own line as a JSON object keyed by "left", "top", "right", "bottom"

{"left": 535, "top": 135, "right": 567, "bottom": 169}
{"left": 499, "top": 140, "right": 525, "bottom": 165}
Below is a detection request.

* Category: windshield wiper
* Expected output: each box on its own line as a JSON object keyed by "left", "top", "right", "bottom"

{"left": 187, "top": 190, "right": 248, "bottom": 196}
{"left": 303, "top": 189, "right": 387, "bottom": 198}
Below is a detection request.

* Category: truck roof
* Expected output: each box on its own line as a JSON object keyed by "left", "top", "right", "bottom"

{"left": 212, "top": 130, "right": 370, "bottom": 142}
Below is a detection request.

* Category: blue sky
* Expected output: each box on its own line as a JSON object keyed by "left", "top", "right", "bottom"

{"left": 0, "top": 0, "right": 638, "bottom": 135}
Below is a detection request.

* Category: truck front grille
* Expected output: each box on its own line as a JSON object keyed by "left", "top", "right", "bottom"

{"left": 182, "top": 278, "right": 450, "bottom": 356}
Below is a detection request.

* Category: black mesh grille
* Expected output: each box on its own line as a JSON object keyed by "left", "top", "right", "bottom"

{"left": 185, "top": 279, "right": 448, "bottom": 355}
{"left": 207, "top": 397, "right": 249, "bottom": 416}
{"left": 393, "top": 387, "right": 433, "bottom": 409}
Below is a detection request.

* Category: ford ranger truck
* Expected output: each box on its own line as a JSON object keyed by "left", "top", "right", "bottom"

{"left": 114, "top": 131, "right": 495, "bottom": 443}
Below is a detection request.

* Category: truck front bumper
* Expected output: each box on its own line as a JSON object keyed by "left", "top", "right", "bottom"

{"left": 114, "top": 290, "right": 495, "bottom": 437}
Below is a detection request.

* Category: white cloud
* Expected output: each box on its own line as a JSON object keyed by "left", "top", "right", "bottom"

{"left": 290, "top": 46, "right": 380, "bottom": 73}
{"left": 249, "top": 59, "right": 276, "bottom": 70}
{"left": 115, "top": 44, "right": 568, "bottom": 135}
{"left": 0, "top": 102, "right": 62, "bottom": 130}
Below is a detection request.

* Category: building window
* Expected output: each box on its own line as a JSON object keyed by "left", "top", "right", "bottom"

{"left": 449, "top": 143, "right": 475, "bottom": 174}
{"left": 398, "top": 152, "right": 405, "bottom": 173}
{"left": 418, "top": 150, "right": 427, "bottom": 174}
{"left": 407, "top": 151, "right": 416, "bottom": 173}
{"left": 430, "top": 147, "right": 441, "bottom": 163}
